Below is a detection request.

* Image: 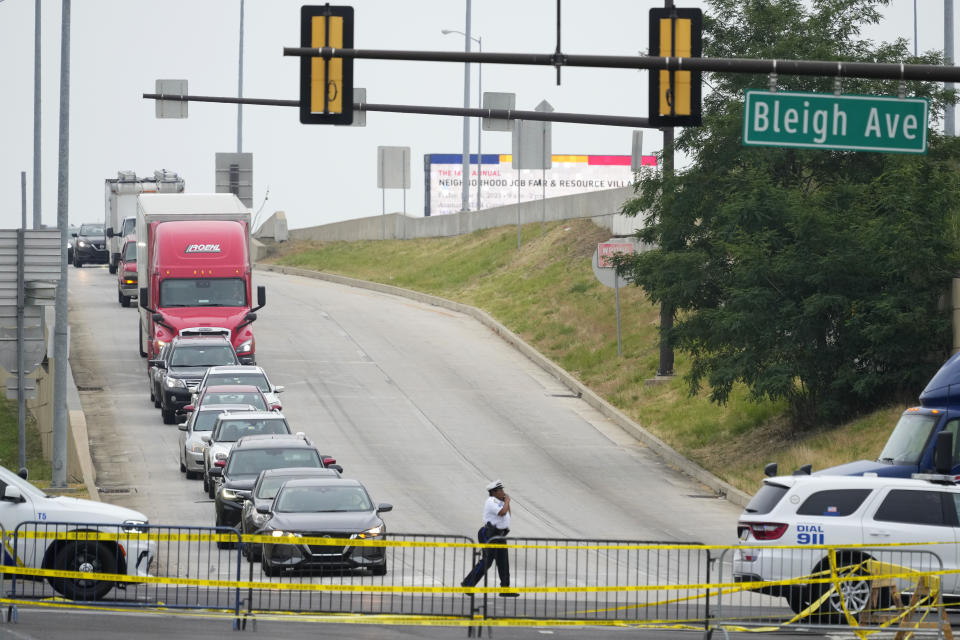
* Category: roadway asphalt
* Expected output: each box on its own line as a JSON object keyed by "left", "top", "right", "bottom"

{"left": 67, "top": 264, "right": 743, "bottom": 542}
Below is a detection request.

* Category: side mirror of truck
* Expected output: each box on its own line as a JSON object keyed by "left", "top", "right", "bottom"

{"left": 257, "top": 286, "right": 266, "bottom": 307}
{"left": 152, "top": 312, "right": 163, "bottom": 323}
{"left": 245, "top": 312, "right": 257, "bottom": 323}
{"left": 934, "top": 431, "right": 954, "bottom": 474}
{"left": 106, "top": 227, "right": 114, "bottom": 238}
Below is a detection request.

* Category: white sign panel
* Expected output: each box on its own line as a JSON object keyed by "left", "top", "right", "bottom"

{"left": 425, "top": 153, "right": 657, "bottom": 216}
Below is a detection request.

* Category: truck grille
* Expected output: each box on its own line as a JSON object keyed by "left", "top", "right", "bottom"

{"left": 179, "top": 327, "right": 231, "bottom": 340}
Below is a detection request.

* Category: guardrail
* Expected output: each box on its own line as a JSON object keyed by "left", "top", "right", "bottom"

{"left": 0, "top": 522, "right": 955, "bottom": 638}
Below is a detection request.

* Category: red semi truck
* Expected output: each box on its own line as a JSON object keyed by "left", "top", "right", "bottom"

{"left": 136, "top": 193, "right": 265, "bottom": 363}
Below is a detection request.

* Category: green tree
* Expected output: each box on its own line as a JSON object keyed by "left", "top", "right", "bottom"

{"left": 617, "top": 0, "right": 960, "bottom": 428}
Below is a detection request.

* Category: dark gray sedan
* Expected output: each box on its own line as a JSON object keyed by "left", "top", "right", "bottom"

{"left": 258, "top": 478, "right": 392, "bottom": 577}
{"left": 240, "top": 467, "right": 341, "bottom": 560}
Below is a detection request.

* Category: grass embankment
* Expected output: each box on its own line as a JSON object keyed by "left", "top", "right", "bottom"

{"left": 264, "top": 219, "right": 908, "bottom": 495}
{"left": 0, "top": 395, "right": 51, "bottom": 483}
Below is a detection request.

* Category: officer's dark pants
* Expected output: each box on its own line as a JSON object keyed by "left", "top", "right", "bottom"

{"left": 462, "top": 524, "right": 510, "bottom": 587}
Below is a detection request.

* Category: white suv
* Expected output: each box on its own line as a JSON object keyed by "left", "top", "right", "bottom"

{"left": 734, "top": 473, "right": 960, "bottom": 621}
{"left": 0, "top": 465, "right": 154, "bottom": 600}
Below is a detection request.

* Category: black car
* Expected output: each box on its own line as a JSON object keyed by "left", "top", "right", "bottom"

{"left": 258, "top": 477, "right": 392, "bottom": 577}
{"left": 240, "top": 467, "right": 342, "bottom": 560}
{"left": 148, "top": 335, "right": 240, "bottom": 424}
{"left": 72, "top": 222, "right": 108, "bottom": 267}
{"left": 213, "top": 435, "right": 338, "bottom": 546}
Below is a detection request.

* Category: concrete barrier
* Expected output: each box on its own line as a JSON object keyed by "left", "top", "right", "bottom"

{"left": 288, "top": 186, "right": 644, "bottom": 243}
{"left": 255, "top": 263, "right": 752, "bottom": 507}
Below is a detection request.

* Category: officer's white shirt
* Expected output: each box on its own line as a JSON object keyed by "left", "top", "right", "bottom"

{"left": 483, "top": 496, "right": 510, "bottom": 530}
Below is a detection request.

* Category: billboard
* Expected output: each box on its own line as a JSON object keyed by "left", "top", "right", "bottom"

{"left": 424, "top": 154, "right": 657, "bottom": 216}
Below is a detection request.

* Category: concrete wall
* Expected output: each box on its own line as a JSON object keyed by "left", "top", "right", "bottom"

{"left": 288, "top": 186, "right": 646, "bottom": 243}
{"left": 0, "top": 308, "right": 98, "bottom": 496}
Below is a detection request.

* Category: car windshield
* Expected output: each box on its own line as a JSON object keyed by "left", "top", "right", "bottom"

{"left": 79, "top": 224, "right": 104, "bottom": 236}
{"left": 275, "top": 485, "right": 373, "bottom": 513}
{"left": 159, "top": 278, "right": 246, "bottom": 307}
{"left": 192, "top": 411, "right": 223, "bottom": 432}
{"left": 202, "top": 392, "right": 266, "bottom": 410}
{"left": 169, "top": 345, "right": 238, "bottom": 367}
{"left": 207, "top": 373, "right": 269, "bottom": 392}
{"left": 121, "top": 218, "right": 136, "bottom": 235}
{"left": 257, "top": 475, "right": 299, "bottom": 500}
{"left": 123, "top": 242, "right": 137, "bottom": 262}
{"left": 226, "top": 449, "right": 322, "bottom": 476}
{"left": 0, "top": 466, "right": 47, "bottom": 501}
{"left": 215, "top": 418, "right": 289, "bottom": 442}
{"left": 878, "top": 413, "right": 939, "bottom": 464}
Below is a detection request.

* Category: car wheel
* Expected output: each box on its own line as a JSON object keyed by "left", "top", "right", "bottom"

{"left": 73, "top": 256, "right": 82, "bottom": 268}
{"left": 215, "top": 517, "right": 235, "bottom": 550}
{"left": 138, "top": 323, "right": 147, "bottom": 358}
{"left": 108, "top": 260, "right": 118, "bottom": 275}
{"left": 49, "top": 541, "right": 117, "bottom": 601}
{"left": 179, "top": 454, "right": 187, "bottom": 473}
{"left": 153, "top": 391, "right": 161, "bottom": 409}
{"left": 161, "top": 408, "right": 175, "bottom": 425}
{"left": 207, "top": 476, "right": 216, "bottom": 500}
{"left": 186, "top": 469, "right": 201, "bottom": 480}
{"left": 810, "top": 555, "right": 872, "bottom": 624}
{"left": 120, "top": 293, "right": 129, "bottom": 308}
{"left": 370, "top": 564, "right": 387, "bottom": 577}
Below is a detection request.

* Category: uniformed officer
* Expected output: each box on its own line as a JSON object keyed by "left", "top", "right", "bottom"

{"left": 461, "top": 479, "right": 518, "bottom": 596}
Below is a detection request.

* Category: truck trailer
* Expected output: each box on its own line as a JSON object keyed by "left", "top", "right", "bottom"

{"left": 136, "top": 193, "right": 265, "bottom": 364}
{"left": 105, "top": 170, "right": 184, "bottom": 274}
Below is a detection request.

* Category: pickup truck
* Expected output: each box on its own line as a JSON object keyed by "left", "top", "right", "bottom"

{"left": 814, "top": 351, "right": 960, "bottom": 477}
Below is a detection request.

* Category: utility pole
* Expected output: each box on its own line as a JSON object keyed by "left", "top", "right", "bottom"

{"left": 237, "top": 0, "right": 245, "bottom": 152}
{"left": 460, "top": 0, "right": 472, "bottom": 213}
{"left": 657, "top": 0, "right": 676, "bottom": 378}
{"left": 33, "top": 0, "right": 41, "bottom": 229}
{"left": 946, "top": 0, "right": 955, "bottom": 136}
{"left": 52, "top": 0, "right": 71, "bottom": 488}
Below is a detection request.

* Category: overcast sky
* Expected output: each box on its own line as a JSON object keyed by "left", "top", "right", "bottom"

{"left": 0, "top": 0, "right": 953, "bottom": 232}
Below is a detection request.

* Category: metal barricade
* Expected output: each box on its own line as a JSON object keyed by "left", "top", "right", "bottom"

{"left": 477, "top": 537, "right": 711, "bottom": 627}
{"left": 8, "top": 521, "right": 242, "bottom": 616}
{"left": 714, "top": 545, "right": 950, "bottom": 636}
{"left": 239, "top": 532, "right": 477, "bottom": 623}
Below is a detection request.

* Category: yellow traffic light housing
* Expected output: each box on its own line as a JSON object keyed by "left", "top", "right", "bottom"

{"left": 648, "top": 8, "right": 702, "bottom": 127}
{"left": 299, "top": 5, "right": 354, "bottom": 125}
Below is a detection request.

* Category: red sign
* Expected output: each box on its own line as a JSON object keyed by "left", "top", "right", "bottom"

{"left": 597, "top": 243, "right": 635, "bottom": 268}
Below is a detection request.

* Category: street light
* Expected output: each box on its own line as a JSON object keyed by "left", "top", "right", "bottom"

{"left": 442, "top": 28, "right": 483, "bottom": 212}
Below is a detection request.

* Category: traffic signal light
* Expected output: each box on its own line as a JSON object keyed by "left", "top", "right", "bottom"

{"left": 299, "top": 5, "right": 354, "bottom": 125}
{"left": 648, "top": 8, "right": 702, "bottom": 127}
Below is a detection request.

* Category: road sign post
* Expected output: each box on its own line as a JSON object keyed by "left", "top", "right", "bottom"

{"left": 743, "top": 90, "right": 929, "bottom": 153}
{"left": 593, "top": 241, "right": 637, "bottom": 357}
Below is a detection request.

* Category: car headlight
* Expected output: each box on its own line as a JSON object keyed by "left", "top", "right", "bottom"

{"left": 358, "top": 524, "right": 384, "bottom": 539}
{"left": 220, "top": 488, "right": 248, "bottom": 502}
{"left": 77, "top": 240, "right": 87, "bottom": 247}
{"left": 122, "top": 519, "right": 149, "bottom": 533}
{"left": 270, "top": 530, "right": 301, "bottom": 538}
{"left": 164, "top": 375, "right": 186, "bottom": 389}
{"left": 253, "top": 512, "right": 271, "bottom": 526}
{"left": 190, "top": 443, "right": 205, "bottom": 453}
{"left": 236, "top": 339, "right": 253, "bottom": 354}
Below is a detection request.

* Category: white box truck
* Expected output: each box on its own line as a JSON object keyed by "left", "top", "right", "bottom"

{"left": 105, "top": 170, "right": 184, "bottom": 273}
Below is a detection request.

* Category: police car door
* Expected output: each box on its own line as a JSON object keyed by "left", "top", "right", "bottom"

{"left": 863, "top": 487, "right": 958, "bottom": 596}
{"left": 0, "top": 476, "right": 37, "bottom": 566}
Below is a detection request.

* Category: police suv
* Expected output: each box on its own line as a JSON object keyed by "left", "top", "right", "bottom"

{"left": 0, "top": 465, "right": 153, "bottom": 600}
{"left": 735, "top": 464, "right": 960, "bottom": 621}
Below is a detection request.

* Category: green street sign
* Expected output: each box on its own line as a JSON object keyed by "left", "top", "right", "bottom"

{"left": 743, "top": 90, "right": 929, "bottom": 154}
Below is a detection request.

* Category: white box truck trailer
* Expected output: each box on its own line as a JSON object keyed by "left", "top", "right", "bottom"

{"left": 105, "top": 170, "right": 184, "bottom": 273}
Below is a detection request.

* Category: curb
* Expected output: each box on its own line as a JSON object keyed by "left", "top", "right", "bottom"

{"left": 66, "top": 359, "right": 100, "bottom": 501}
{"left": 256, "top": 263, "right": 753, "bottom": 507}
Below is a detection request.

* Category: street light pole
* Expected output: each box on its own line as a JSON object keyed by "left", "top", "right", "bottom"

{"left": 443, "top": 29, "right": 483, "bottom": 213}
{"left": 237, "top": 0, "right": 245, "bottom": 152}
{"left": 460, "top": 0, "right": 471, "bottom": 213}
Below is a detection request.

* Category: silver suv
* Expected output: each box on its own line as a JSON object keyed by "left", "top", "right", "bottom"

{"left": 202, "top": 411, "right": 294, "bottom": 499}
